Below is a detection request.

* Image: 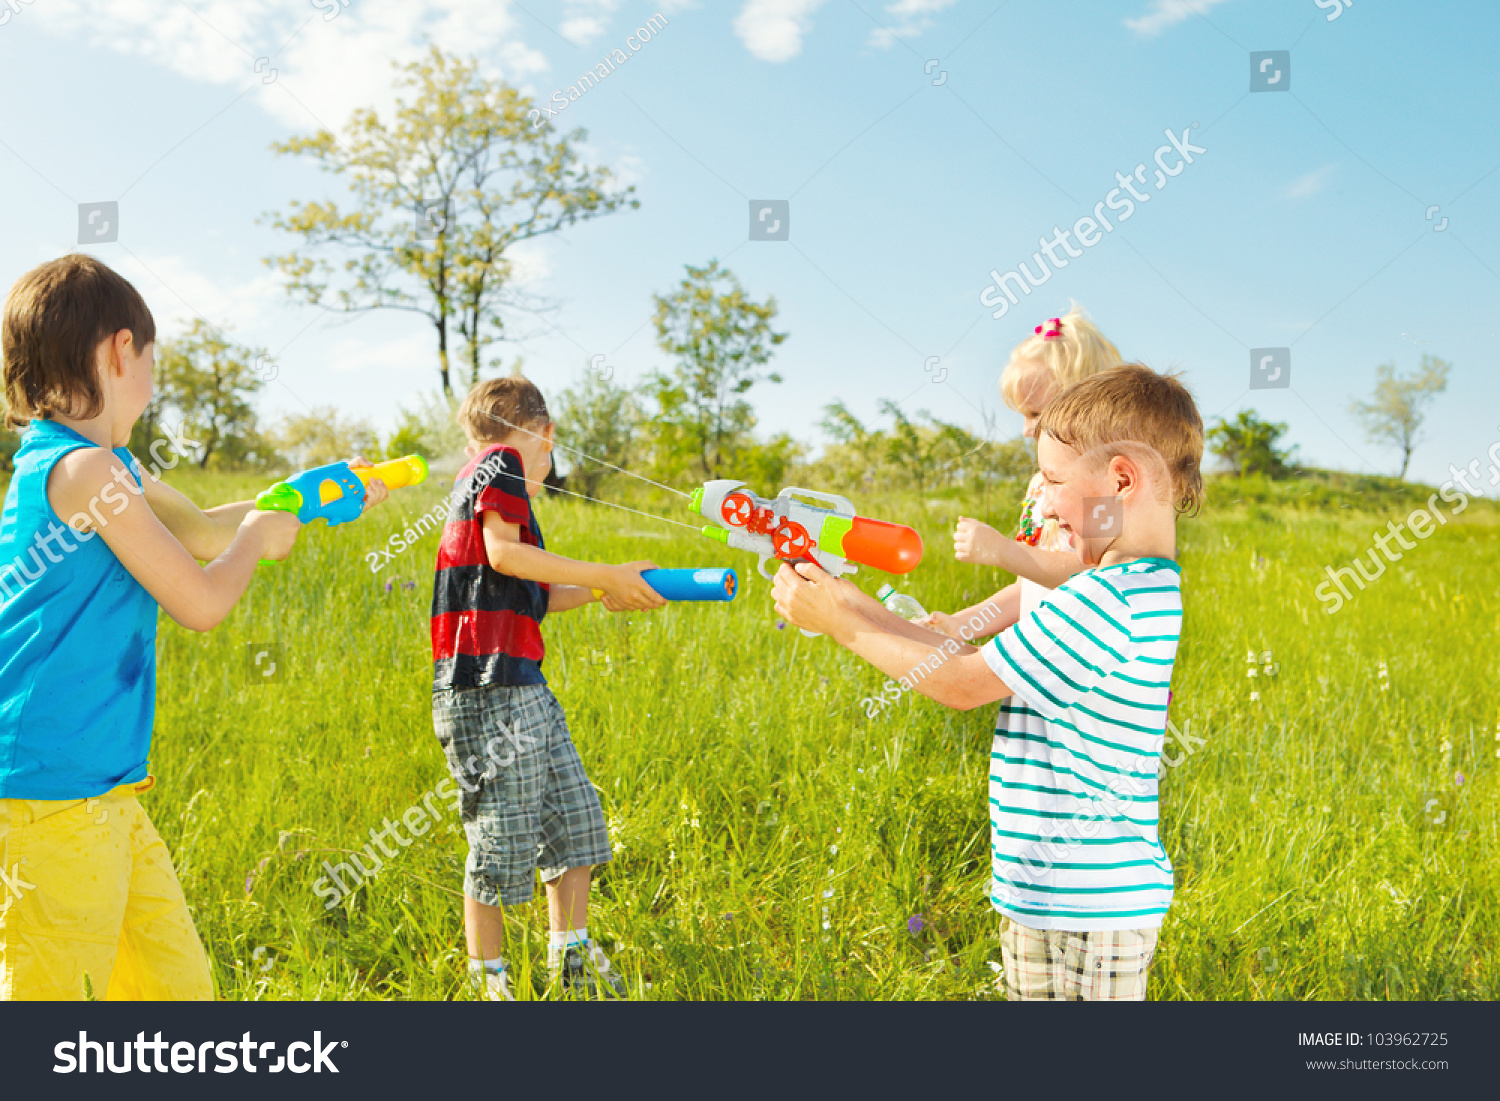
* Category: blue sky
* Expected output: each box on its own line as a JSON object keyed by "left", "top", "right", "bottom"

{"left": 1, "top": 0, "right": 1496, "bottom": 490}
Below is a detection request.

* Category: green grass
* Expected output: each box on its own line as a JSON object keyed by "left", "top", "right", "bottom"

{"left": 8, "top": 467, "right": 1499, "bottom": 999}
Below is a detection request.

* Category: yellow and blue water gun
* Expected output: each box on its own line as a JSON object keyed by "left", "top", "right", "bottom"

{"left": 256, "top": 454, "right": 429, "bottom": 526}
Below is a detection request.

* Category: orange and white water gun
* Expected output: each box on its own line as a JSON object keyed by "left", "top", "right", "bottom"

{"left": 690, "top": 480, "right": 923, "bottom": 584}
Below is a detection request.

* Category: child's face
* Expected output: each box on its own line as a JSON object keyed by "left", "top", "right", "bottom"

{"left": 1012, "top": 366, "right": 1055, "bottom": 439}
{"left": 1035, "top": 432, "right": 1113, "bottom": 566}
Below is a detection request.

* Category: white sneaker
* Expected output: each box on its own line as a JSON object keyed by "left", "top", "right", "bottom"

{"left": 469, "top": 965, "right": 516, "bottom": 1001}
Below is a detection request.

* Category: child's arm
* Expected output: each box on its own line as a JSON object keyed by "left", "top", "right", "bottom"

{"left": 481, "top": 512, "right": 665, "bottom": 610}
{"left": 954, "top": 516, "right": 1082, "bottom": 589}
{"left": 547, "top": 586, "right": 599, "bottom": 613}
{"left": 141, "top": 457, "right": 389, "bottom": 560}
{"left": 771, "top": 562, "right": 1013, "bottom": 711}
{"left": 917, "top": 583, "right": 1019, "bottom": 640}
{"left": 49, "top": 449, "right": 300, "bottom": 631}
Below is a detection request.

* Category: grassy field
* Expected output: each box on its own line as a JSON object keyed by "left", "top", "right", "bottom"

{"left": 6, "top": 464, "right": 1498, "bottom": 1000}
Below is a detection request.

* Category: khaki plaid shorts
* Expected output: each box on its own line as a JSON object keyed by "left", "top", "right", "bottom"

{"left": 432, "top": 683, "right": 611, "bottom": 907}
{"left": 998, "top": 917, "right": 1158, "bottom": 1000}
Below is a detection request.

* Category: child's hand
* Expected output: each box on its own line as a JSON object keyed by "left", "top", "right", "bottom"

{"left": 954, "top": 516, "right": 1004, "bottom": 565}
{"left": 348, "top": 456, "right": 389, "bottom": 510}
{"left": 771, "top": 560, "right": 850, "bottom": 637}
{"left": 600, "top": 561, "right": 667, "bottom": 611}
{"left": 243, "top": 509, "right": 302, "bottom": 561}
{"left": 913, "top": 611, "right": 964, "bottom": 640}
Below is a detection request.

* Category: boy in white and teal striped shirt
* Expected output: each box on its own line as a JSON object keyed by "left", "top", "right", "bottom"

{"left": 771, "top": 364, "right": 1204, "bottom": 1000}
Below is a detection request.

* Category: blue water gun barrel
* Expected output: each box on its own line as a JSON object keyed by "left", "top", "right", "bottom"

{"left": 642, "top": 567, "right": 737, "bottom": 602}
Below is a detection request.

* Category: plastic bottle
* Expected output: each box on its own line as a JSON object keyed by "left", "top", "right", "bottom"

{"left": 877, "top": 583, "right": 927, "bottom": 621}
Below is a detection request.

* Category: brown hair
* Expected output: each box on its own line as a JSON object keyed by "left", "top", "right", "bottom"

{"left": 1037, "top": 363, "right": 1205, "bottom": 515}
{"left": 2, "top": 254, "right": 156, "bottom": 430}
{"left": 457, "top": 376, "right": 550, "bottom": 443}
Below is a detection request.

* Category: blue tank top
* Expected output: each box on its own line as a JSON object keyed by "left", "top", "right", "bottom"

{"left": 0, "top": 420, "right": 156, "bottom": 798}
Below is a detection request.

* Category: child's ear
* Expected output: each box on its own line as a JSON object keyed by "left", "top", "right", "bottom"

{"left": 542, "top": 421, "right": 556, "bottom": 448}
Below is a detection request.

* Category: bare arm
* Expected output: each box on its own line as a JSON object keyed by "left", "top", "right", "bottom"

{"left": 480, "top": 512, "right": 664, "bottom": 610}
{"left": 48, "top": 449, "right": 300, "bottom": 632}
{"left": 142, "top": 456, "right": 389, "bottom": 561}
{"left": 954, "top": 517, "right": 1083, "bottom": 589}
{"left": 919, "top": 584, "right": 1020, "bottom": 640}
{"left": 547, "top": 585, "right": 599, "bottom": 613}
{"left": 772, "top": 562, "right": 1012, "bottom": 711}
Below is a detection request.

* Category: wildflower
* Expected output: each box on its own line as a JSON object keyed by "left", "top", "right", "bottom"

{"left": 775, "top": 621, "right": 786, "bottom": 630}
{"left": 384, "top": 580, "right": 393, "bottom": 594}
{"left": 403, "top": 580, "right": 416, "bottom": 591}
{"left": 908, "top": 914, "right": 925, "bottom": 935}
{"left": 1454, "top": 771, "right": 1465, "bottom": 786}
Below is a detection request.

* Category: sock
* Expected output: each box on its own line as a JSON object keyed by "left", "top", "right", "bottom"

{"left": 469, "top": 955, "right": 506, "bottom": 974}
{"left": 549, "top": 928, "right": 588, "bottom": 959}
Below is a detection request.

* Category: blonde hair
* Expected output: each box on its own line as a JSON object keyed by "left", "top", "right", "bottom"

{"left": 1037, "top": 363, "right": 1204, "bottom": 515}
{"left": 456, "top": 376, "right": 550, "bottom": 443}
{"left": 999, "top": 303, "right": 1121, "bottom": 413}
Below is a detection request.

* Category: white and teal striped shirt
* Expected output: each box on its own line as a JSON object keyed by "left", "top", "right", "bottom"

{"left": 981, "top": 557, "right": 1182, "bottom": 931}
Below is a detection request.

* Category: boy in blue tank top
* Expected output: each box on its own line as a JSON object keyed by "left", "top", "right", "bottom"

{"left": 0, "top": 255, "right": 386, "bottom": 1000}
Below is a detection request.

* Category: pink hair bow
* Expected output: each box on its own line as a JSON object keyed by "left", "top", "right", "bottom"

{"left": 1035, "top": 317, "right": 1063, "bottom": 340}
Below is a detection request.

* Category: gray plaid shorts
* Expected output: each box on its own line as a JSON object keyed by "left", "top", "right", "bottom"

{"left": 431, "top": 682, "right": 611, "bottom": 907}
{"left": 998, "top": 917, "right": 1158, "bottom": 1000}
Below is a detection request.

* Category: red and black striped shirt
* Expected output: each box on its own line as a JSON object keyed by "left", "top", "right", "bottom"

{"left": 431, "top": 445, "right": 549, "bottom": 689}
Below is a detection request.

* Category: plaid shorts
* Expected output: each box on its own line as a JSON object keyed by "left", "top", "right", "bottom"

{"left": 998, "top": 918, "right": 1158, "bottom": 1001}
{"left": 432, "top": 682, "right": 611, "bottom": 907}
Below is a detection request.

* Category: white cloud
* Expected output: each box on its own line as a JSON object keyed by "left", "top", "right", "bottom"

{"left": 1284, "top": 164, "right": 1336, "bottom": 199}
{"left": 110, "top": 250, "right": 288, "bottom": 341}
{"left": 24, "top": 0, "right": 549, "bottom": 130}
{"left": 734, "top": 0, "right": 829, "bottom": 63}
{"left": 326, "top": 330, "right": 431, "bottom": 374}
{"left": 1124, "top": 0, "right": 1230, "bottom": 38}
{"left": 868, "top": 0, "right": 956, "bottom": 50}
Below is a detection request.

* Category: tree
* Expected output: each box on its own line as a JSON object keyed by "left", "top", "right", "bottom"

{"left": 554, "top": 367, "right": 643, "bottom": 501}
{"left": 1207, "top": 410, "right": 1296, "bottom": 479}
{"left": 1350, "top": 355, "right": 1451, "bottom": 479}
{"left": 647, "top": 260, "right": 786, "bottom": 480}
{"left": 273, "top": 407, "right": 380, "bottom": 471}
{"left": 0, "top": 423, "right": 21, "bottom": 474}
{"left": 266, "top": 46, "right": 637, "bottom": 395}
{"left": 150, "top": 320, "right": 272, "bottom": 470}
{"left": 877, "top": 400, "right": 973, "bottom": 496}
{"left": 385, "top": 391, "right": 466, "bottom": 463}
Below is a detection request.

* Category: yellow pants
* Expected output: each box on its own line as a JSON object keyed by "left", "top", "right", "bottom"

{"left": 0, "top": 776, "right": 213, "bottom": 1000}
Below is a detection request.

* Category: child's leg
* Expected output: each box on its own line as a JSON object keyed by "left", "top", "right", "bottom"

{"left": 1071, "top": 928, "right": 1157, "bottom": 1001}
{"left": 999, "top": 917, "right": 1068, "bottom": 1000}
{"left": 544, "top": 866, "right": 591, "bottom": 936}
{"left": 464, "top": 895, "right": 506, "bottom": 962}
{"left": 0, "top": 788, "right": 137, "bottom": 1000}
{"left": 104, "top": 792, "right": 213, "bottom": 1001}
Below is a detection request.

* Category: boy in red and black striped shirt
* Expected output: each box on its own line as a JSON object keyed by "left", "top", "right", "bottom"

{"left": 431, "top": 377, "right": 663, "bottom": 999}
